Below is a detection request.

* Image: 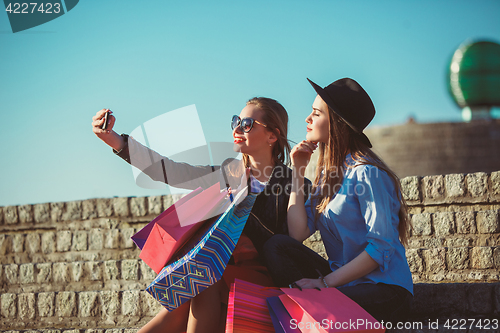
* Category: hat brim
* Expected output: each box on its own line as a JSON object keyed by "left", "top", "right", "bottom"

{"left": 307, "top": 78, "right": 372, "bottom": 148}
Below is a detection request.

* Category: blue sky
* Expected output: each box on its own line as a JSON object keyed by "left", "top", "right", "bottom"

{"left": 1, "top": 0, "right": 499, "bottom": 206}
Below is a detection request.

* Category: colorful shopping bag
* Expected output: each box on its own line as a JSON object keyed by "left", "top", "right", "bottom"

{"left": 278, "top": 288, "right": 385, "bottom": 333}
{"left": 137, "top": 183, "right": 231, "bottom": 273}
{"left": 225, "top": 279, "right": 283, "bottom": 333}
{"left": 146, "top": 188, "right": 255, "bottom": 311}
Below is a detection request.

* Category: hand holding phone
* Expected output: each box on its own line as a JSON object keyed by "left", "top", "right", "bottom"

{"left": 101, "top": 110, "right": 110, "bottom": 130}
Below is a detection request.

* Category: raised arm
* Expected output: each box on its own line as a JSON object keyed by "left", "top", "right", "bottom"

{"left": 287, "top": 140, "right": 317, "bottom": 241}
{"left": 91, "top": 109, "right": 224, "bottom": 190}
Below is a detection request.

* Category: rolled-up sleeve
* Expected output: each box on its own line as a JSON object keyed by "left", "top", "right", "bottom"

{"left": 356, "top": 166, "right": 398, "bottom": 272}
{"left": 305, "top": 198, "right": 317, "bottom": 237}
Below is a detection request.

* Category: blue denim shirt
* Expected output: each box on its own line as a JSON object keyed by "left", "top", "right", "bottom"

{"left": 306, "top": 156, "right": 413, "bottom": 294}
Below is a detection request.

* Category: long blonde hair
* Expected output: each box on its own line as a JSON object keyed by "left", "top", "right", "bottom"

{"left": 312, "top": 107, "right": 411, "bottom": 246}
{"left": 242, "top": 97, "right": 291, "bottom": 167}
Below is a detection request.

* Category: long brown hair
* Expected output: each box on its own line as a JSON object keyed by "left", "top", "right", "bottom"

{"left": 242, "top": 97, "right": 291, "bottom": 167}
{"left": 312, "top": 107, "right": 411, "bottom": 246}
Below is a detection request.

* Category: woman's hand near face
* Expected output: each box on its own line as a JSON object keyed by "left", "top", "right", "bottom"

{"left": 92, "top": 109, "right": 126, "bottom": 151}
{"left": 290, "top": 140, "right": 317, "bottom": 175}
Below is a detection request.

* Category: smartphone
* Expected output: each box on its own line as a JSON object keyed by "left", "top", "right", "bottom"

{"left": 101, "top": 110, "right": 109, "bottom": 130}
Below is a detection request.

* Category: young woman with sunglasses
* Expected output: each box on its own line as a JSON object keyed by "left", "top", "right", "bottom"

{"left": 263, "top": 78, "right": 413, "bottom": 322}
{"left": 92, "top": 97, "right": 311, "bottom": 333}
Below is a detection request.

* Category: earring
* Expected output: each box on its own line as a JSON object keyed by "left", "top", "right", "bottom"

{"left": 269, "top": 144, "right": 272, "bottom": 147}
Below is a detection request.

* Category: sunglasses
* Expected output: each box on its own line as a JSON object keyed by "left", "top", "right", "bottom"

{"left": 231, "top": 115, "right": 267, "bottom": 133}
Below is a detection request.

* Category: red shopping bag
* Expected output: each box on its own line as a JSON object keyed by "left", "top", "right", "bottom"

{"left": 278, "top": 288, "right": 385, "bottom": 333}
{"left": 139, "top": 182, "right": 229, "bottom": 273}
{"left": 225, "top": 279, "right": 283, "bottom": 333}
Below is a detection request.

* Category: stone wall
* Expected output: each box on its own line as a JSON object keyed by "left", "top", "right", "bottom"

{"left": 364, "top": 119, "right": 500, "bottom": 178}
{"left": 0, "top": 171, "right": 499, "bottom": 331}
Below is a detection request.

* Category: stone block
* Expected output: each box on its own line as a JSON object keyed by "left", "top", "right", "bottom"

{"left": 79, "top": 291, "right": 101, "bottom": 317}
{"left": 86, "top": 262, "right": 103, "bottom": 281}
{"left": 444, "top": 173, "right": 466, "bottom": 198}
{"left": 18, "top": 204, "right": 33, "bottom": 223}
{"left": 4, "top": 206, "right": 18, "bottom": 224}
{"left": 422, "top": 248, "right": 446, "bottom": 273}
{"left": 433, "top": 212, "right": 455, "bottom": 236}
{"left": 455, "top": 211, "right": 476, "bottom": 234}
{"left": 50, "top": 202, "right": 64, "bottom": 222}
{"left": 53, "top": 262, "right": 70, "bottom": 283}
{"left": 476, "top": 210, "right": 500, "bottom": 234}
{"left": 11, "top": 234, "right": 24, "bottom": 253}
{"left": 72, "top": 230, "right": 88, "bottom": 251}
{"left": 0, "top": 234, "right": 12, "bottom": 255}
{"left": 124, "top": 330, "right": 139, "bottom": 333}
{"left": 494, "top": 247, "right": 500, "bottom": 269}
{"left": 445, "top": 237, "right": 471, "bottom": 247}
{"left": 400, "top": 176, "right": 420, "bottom": 202}
{"left": 141, "top": 291, "right": 163, "bottom": 316}
{"left": 122, "top": 260, "right": 139, "bottom": 280}
{"left": 101, "top": 291, "right": 121, "bottom": 317}
{"left": 411, "top": 213, "right": 432, "bottom": 236}
{"left": 112, "top": 197, "right": 129, "bottom": 217}
{"left": 25, "top": 233, "right": 41, "bottom": 254}
{"left": 447, "top": 247, "right": 470, "bottom": 270}
{"left": 121, "top": 228, "right": 135, "bottom": 249}
{"left": 122, "top": 290, "right": 141, "bottom": 316}
{"left": 423, "top": 237, "right": 443, "bottom": 248}
{"left": 105, "top": 330, "right": 123, "bottom": 333}
{"left": 62, "top": 201, "right": 82, "bottom": 221}
{"left": 34, "top": 203, "right": 50, "bottom": 223}
{"left": 72, "top": 262, "right": 83, "bottom": 282}
{"left": 38, "top": 292, "right": 55, "bottom": 317}
{"left": 36, "top": 263, "right": 52, "bottom": 284}
{"left": 405, "top": 249, "right": 423, "bottom": 273}
{"left": 130, "top": 197, "right": 147, "bottom": 217}
{"left": 471, "top": 247, "right": 493, "bottom": 269}
{"left": 423, "top": 175, "right": 445, "bottom": 200}
{"left": 87, "top": 330, "right": 105, "bottom": 333}
{"left": 466, "top": 172, "right": 488, "bottom": 198}
{"left": 468, "top": 284, "right": 494, "bottom": 314}
{"left": 18, "top": 293, "right": 35, "bottom": 320}
{"left": 56, "top": 291, "right": 76, "bottom": 317}
{"left": 82, "top": 199, "right": 98, "bottom": 219}
{"left": 104, "top": 260, "right": 120, "bottom": 280}
{"left": 5, "top": 264, "right": 18, "bottom": 284}
{"left": 1, "top": 293, "right": 17, "bottom": 317}
{"left": 163, "top": 195, "right": 174, "bottom": 210}
{"left": 140, "top": 260, "right": 156, "bottom": 281}
{"left": 491, "top": 171, "right": 500, "bottom": 197}
{"left": 57, "top": 230, "right": 72, "bottom": 252}
{"left": 148, "top": 196, "right": 163, "bottom": 215}
{"left": 89, "top": 228, "right": 104, "bottom": 251}
{"left": 105, "top": 229, "right": 121, "bottom": 249}
{"left": 19, "top": 263, "right": 35, "bottom": 284}
{"left": 0, "top": 207, "right": 2, "bottom": 225}
{"left": 41, "top": 231, "right": 56, "bottom": 254}
{"left": 97, "top": 198, "right": 113, "bottom": 217}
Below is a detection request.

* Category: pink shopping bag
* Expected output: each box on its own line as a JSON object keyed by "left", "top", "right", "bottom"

{"left": 279, "top": 288, "right": 385, "bottom": 333}
{"left": 139, "top": 183, "right": 229, "bottom": 273}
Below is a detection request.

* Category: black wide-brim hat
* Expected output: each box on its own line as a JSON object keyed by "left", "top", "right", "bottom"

{"left": 307, "top": 78, "right": 375, "bottom": 148}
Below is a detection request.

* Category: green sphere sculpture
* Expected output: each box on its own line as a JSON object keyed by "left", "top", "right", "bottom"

{"left": 448, "top": 40, "right": 500, "bottom": 120}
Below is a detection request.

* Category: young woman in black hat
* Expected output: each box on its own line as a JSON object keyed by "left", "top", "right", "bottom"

{"left": 92, "top": 97, "right": 311, "bottom": 333}
{"left": 263, "top": 78, "right": 413, "bottom": 322}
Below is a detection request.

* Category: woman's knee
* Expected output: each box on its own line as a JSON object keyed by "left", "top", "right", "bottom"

{"left": 263, "top": 234, "right": 295, "bottom": 253}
